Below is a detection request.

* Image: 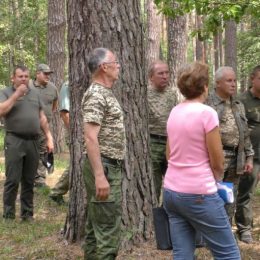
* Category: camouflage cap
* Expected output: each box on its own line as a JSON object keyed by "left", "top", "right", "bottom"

{"left": 36, "top": 64, "right": 53, "bottom": 73}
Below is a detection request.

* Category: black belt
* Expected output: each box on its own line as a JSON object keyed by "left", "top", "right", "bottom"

{"left": 150, "top": 134, "right": 167, "bottom": 142}
{"left": 7, "top": 132, "right": 39, "bottom": 140}
{"left": 223, "top": 145, "right": 238, "bottom": 152}
{"left": 85, "top": 154, "right": 122, "bottom": 166}
{"left": 101, "top": 155, "right": 123, "bottom": 166}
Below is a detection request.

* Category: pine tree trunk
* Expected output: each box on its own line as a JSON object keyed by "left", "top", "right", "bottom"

{"left": 167, "top": 2, "right": 187, "bottom": 101}
{"left": 195, "top": 15, "right": 205, "bottom": 62}
{"left": 225, "top": 20, "right": 237, "bottom": 74}
{"left": 65, "top": 0, "right": 155, "bottom": 245}
{"left": 146, "top": 0, "right": 162, "bottom": 66}
{"left": 214, "top": 33, "right": 219, "bottom": 71}
{"left": 47, "top": 0, "right": 66, "bottom": 152}
{"left": 219, "top": 31, "right": 224, "bottom": 67}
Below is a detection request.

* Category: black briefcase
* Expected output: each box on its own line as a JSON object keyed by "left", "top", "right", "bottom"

{"left": 152, "top": 207, "right": 172, "bottom": 250}
{"left": 152, "top": 207, "right": 206, "bottom": 250}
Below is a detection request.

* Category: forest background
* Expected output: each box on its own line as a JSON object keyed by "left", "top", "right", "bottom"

{"left": 0, "top": 0, "right": 260, "bottom": 259}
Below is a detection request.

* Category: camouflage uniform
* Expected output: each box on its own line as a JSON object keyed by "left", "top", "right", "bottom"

{"left": 49, "top": 82, "right": 70, "bottom": 201}
{"left": 148, "top": 85, "right": 177, "bottom": 203}
{"left": 81, "top": 82, "right": 126, "bottom": 260}
{"left": 207, "top": 91, "right": 254, "bottom": 222}
{"left": 235, "top": 90, "right": 260, "bottom": 236}
{"left": 29, "top": 80, "right": 58, "bottom": 186}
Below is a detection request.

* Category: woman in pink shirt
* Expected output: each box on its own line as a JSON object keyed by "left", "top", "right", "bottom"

{"left": 163, "top": 62, "right": 240, "bottom": 260}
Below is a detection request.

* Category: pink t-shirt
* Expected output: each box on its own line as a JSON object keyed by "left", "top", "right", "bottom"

{"left": 164, "top": 102, "right": 219, "bottom": 194}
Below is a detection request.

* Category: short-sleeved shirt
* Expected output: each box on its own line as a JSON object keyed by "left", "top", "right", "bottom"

{"left": 29, "top": 80, "right": 58, "bottom": 122}
{"left": 59, "top": 82, "right": 70, "bottom": 112}
{"left": 164, "top": 102, "right": 219, "bottom": 194}
{"left": 148, "top": 85, "right": 177, "bottom": 136}
{"left": 0, "top": 86, "right": 43, "bottom": 135}
{"left": 240, "top": 90, "right": 260, "bottom": 161}
{"left": 81, "top": 83, "right": 126, "bottom": 160}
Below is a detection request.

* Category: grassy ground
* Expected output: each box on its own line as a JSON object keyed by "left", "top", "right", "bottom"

{"left": 0, "top": 149, "right": 259, "bottom": 259}
{"left": 0, "top": 153, "right": 83, "bottom": 260}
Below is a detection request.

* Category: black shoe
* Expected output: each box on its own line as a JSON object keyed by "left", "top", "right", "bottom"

{"left": 20, "top": 216, "right": 34, "bottom": 223}
{"left": 3, "top": 213, "right": 15, "bottom": 220}
{"left": 239, "top": 232, "right": 254, "bottom": 244}
{"left": 49, "top": 195, "right": 65, "bottom": 205}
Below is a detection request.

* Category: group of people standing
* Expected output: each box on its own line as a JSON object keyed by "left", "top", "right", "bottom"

{"left": 159, "top": 63, "right": 259, "bottom": 259}
{"left": 81, "top": 48, "right": 259, "bottom": 259}
{"left": 0, "top": 63, "right": 70, "bottom": 221}
{"left": 0, "top": 47, "right": 259, "bottom": 260}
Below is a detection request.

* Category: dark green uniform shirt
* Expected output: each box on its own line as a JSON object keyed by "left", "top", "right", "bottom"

{"left": 239, "top": 90, "right": 260, "bottom": 161}
{"left": 0, "top": 86, "right": 43, "bottom": 135}
{"left": 29, "top": 80, "right": 58, "bottom": 122}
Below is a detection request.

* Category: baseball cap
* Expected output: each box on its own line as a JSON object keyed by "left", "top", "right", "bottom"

{"left": 37, "top": 64, "right": 53, "bottom": 73}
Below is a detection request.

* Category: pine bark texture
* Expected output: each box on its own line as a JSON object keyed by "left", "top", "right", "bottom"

{"left": 47, "top": 0, "right": 66, "bottom": 152}
{"left": 225, "top": 20, "right": 237, "bottom": 75}
{"left": 146, "top": 0, "right": 162, "bottom": 66}
{"left": 167, "top": 6, "right": 187, "bottom": 101}
{"left": 195, "top": 16, "right": 205, "bottom": 62}
{"left": 65, "top": 0, "right": 155, "bottom": 245}
{"left": 214, "top": 33, "right": 219, "bottom": 71}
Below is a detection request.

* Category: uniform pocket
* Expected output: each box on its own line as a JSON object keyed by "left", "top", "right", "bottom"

{"left": 90, "top": 198, "right": 116, "bottom": 226}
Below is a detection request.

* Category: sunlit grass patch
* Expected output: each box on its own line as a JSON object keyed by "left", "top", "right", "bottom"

{"left": 255, "top": 183, "right": 260, "bottom": 196}
{"left": 54, "top": 153, "right": 69, "bottom": 170}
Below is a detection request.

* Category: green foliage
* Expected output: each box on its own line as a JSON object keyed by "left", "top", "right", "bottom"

{"left": 237, "top": 19, "right": 260, "bottom": 84}
{"left": 0, "top": 0, "right": 48, "bottom": 86}
{"left": 155, "top": 0, "right": 260, "bottom": 39}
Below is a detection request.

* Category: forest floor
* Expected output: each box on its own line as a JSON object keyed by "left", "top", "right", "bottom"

{"left": 0, "top": 153, "right": 260, "bottom": 259}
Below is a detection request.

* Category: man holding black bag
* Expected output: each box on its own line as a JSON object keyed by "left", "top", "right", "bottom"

{"left": 0, "top": 65, "right": 53, "bottom": 221}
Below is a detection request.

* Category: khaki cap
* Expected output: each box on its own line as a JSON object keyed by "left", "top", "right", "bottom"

{"left": 37, "top": 64, "right": 53, "bottom": 73}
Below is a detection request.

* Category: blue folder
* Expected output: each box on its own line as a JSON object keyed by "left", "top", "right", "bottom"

{"left": 217, "top": 182, "right": 234, "bottom": 204}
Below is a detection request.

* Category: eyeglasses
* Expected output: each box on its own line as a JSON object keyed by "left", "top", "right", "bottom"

{"left": 102, "top": 61, "right": 120, "bottom": 65}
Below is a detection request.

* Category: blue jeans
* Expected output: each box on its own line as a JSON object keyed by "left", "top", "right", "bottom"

{"left": 163, "top": 189, "right": 241, "bottom": 260}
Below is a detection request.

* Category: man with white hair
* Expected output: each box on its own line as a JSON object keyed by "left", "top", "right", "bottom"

{"left": 207, "top": 66, "right": 254, "bottom": 224}
{"left": 82, "top": 48, "right": 126, "bottom": 260}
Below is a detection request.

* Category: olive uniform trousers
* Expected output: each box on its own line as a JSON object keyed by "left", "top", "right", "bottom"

{"left": 83, "top": 157, "right": 122, "bottom": 260}
{"left": 150, "top": 136, "right": 167, "bottom": 204}
{"left": 235, "top": 159, "right": 260, "bottom": 235}
{"left": 3, "top": 133, "right": 39, "bottom": 218}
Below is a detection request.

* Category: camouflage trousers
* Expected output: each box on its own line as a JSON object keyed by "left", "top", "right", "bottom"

{"left": 150, "top": 137, "right": 167, "bottom": 205}
{"left": 223, "top": 152, "right": 240, "bottom": 224}
{"left": 235, "top": 159, "right": 260, "bottom": 235}
{"left": 50, "top": 166, "right": 69, "bottom": 197}
{"left": 83, "top": 157, "right": 122, "bottom": 260}
{"left": 34, "top": 131, "right": 47, "bottom": 185}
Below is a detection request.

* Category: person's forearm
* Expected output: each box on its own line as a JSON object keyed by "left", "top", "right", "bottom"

{"left": 0, "top": 92, "right": 20, "bottom": 117}
{"left": 85, "top": 136, "right": 104, "bottom": 177}
{"left": 246, "top": 155, "right": 253, "bottom": 164}
{"left": 60, "top": 111, "right": 69, "bottom": 129}
{"left": 212, "top": 167, "right": 224, "bottom": 182}
{"left": 40, "top": 113, "right": 52, "bottom": 142}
